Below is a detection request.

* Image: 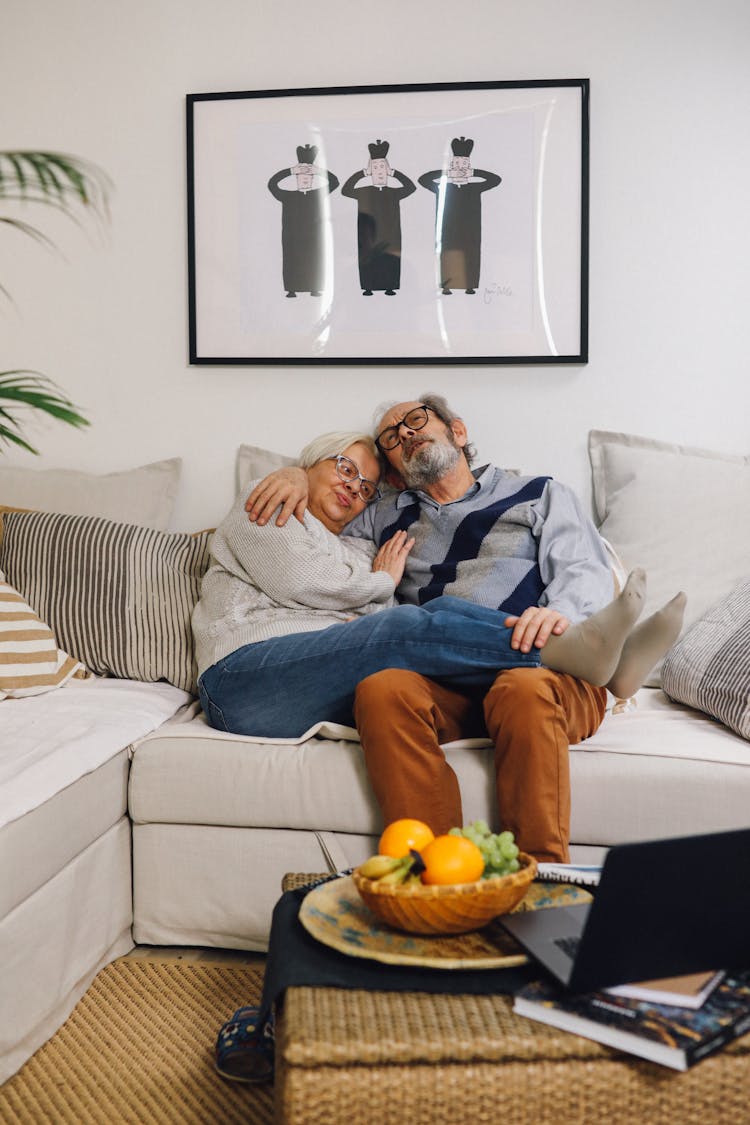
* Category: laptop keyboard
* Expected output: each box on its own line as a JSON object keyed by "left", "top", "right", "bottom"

{"left": 554, "top": 935, "right": 581, "bottom": 960}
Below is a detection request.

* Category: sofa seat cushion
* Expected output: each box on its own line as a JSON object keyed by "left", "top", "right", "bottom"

{"left": 0, "top": 678, "right": 192, "bottom": 918}
{"left": 129, "top": 688, "right": 750, "bottom": 837}
{"left": 0, "top": 752, "right": 129, "bottom": 918}
{"left": 0, "top": 677, "right": 192, "bottom": 832}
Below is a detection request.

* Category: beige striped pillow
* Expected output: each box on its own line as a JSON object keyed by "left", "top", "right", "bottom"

{"left": 0, "top": 512, "right": 213, "bottom": 693}
{"left": 0, "top": 571, "right": 87, "bottom": 698}
{"left": 662, "top": 579, "right": 750, "bottom": 741}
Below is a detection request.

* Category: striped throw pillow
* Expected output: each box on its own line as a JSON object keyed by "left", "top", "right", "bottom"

{"left": 0, "top": 572, "right": 87, "bottom": 698}
{"left": 662, "top": 579, "right": 750, "bottom": 741}
{"left": 0, "top": 511, "right": 213, "bottom": 693}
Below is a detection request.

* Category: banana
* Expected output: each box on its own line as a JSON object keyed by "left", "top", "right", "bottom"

{"left": 373, "top": 856, "right": 415, "bottom": 885}
{"left": 358, "top": 854, "right": 407, "bottom": 880}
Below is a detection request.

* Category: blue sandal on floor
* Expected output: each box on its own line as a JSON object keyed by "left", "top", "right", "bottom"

{"left": 215, "top": 1005, "right": 275, "bottom": 1084}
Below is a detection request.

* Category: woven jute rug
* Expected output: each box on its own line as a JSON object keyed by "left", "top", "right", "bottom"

{"left": 0, "top": 958, "right": 273, "bottom": 1124}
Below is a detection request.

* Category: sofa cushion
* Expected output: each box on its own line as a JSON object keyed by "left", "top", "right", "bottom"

{"left": 0, "top": 458, "right": 182, "bottom": 530}
{"left": 662, "top": 579, "right": 750, "bottom": 741}
{"left": 236, "top": 443, "right": 296, "bottom": 494}
{"left": 0, "top": 511, "right": 212, "bottom": 692}
{"left": 589, "top": 429, "right": 750, "bottom": 684}
{"left": 0, "top": 571, "right": 86, "bottom": 699}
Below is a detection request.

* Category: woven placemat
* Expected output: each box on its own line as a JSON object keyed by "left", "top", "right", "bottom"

{"left": 0, "top": 959, "right": 272, "bottom": 1124}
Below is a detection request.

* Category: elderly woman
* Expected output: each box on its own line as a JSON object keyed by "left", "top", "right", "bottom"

{"left": 193, "top": 431, "right": 684, "bottom": 739}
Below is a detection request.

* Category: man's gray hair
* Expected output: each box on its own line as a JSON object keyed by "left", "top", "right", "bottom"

{"left": 298, "top": 431, "right": 378, "bottom": 470}
{"left": 373, "top": 392, "right": 477, "bottom": 466}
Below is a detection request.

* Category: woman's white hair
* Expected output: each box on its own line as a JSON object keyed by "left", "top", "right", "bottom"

{"left": 298, "top": 431, "right": 379, "bottom": 470}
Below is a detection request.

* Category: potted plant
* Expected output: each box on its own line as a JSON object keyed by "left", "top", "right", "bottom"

{"left": 1, "top": 151, "right": 111, "bottom": 453}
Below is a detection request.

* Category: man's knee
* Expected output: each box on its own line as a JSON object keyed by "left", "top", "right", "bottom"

{"left": 354, "top": 669, "right": 428, "bottom": 716}
{"left": 484, "top": 667, "right": 562, "bottom": 720}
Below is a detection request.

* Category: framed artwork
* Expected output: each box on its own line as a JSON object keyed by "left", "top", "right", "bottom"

{"left": 187, "top": 79, "right": 589, "bottom": 366}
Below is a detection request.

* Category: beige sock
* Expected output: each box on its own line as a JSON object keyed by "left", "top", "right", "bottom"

{"left": 606, "top": 592, "right": 687, "bottom": 699}
{"left": 542, "top": 568, "right": 647, "bottom": 686}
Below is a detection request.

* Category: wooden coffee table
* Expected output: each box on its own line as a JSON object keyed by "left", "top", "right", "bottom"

{"left": 274, "top": 876, "right": 750, "bottom": 1124}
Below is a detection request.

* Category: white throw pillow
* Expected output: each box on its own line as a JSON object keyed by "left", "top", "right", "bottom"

{"left": 0, "top": 458, "right": 182, "bottom": 530}
{"left": 236, "top": 444, "right": 296, "bottom": 494}
{"left": 589, "top": 430, "right": 750, "bottom": 684}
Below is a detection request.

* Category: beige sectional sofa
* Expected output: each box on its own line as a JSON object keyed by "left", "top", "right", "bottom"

{"left": 1, "top": 429, "right": 748, "bottom": 1084}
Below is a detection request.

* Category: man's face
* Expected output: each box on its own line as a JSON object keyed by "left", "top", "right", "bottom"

{"left": 376, "top": 400, "right": 467, "bottom": 488}
{"left": 295, "top": 164, "right": 314, "bottom": 191}
{"left": 449, "top": 156, "right": 471, "bottom": 181}
{"left": 370, "top": 158, "right": 388, "bottom": 186}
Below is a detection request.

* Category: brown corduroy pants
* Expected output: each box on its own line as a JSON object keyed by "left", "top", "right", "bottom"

{"left": 354, "top": 666, "right": 607, "bottom": 863}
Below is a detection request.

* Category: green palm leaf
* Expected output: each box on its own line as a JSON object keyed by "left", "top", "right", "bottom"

{"left": 0, "top": 151, "right": 111, "bottom": 222}
{"left": 0, "top": 371, "right": 89, "bottom": 454}
{"left": 1, "top": 151, "right": 109, "bottom": 453}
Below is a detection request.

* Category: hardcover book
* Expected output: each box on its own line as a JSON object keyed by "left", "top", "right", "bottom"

{"left": 513, "top": 970, "right": 750, "bottom": 1070}
{"left": 605, "top": 969, "right": 724, "bottom": 1009}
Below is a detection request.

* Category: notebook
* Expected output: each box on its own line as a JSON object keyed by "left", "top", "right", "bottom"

{"left": 501, "top": 828, "right": 750, "bottom": 993}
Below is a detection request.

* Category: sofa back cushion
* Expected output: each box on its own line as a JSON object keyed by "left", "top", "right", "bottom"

{"left": 589, "top": 429, "right": 750, "bottom": 684}
{"left": 0, "top": 511, "right": 212, "bottom": 693}
{"left": 0, "top": 458, "right": 182, "bottom": 530}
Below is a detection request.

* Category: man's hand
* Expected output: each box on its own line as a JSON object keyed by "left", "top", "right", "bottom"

{"left": 372, "top": 530, "right": 415, "bottom": 585}
{"left": 245, "top": 467, "right": 308, "bottom": 526}
{"left": 504, "top": 607, "right": 570, "bottom": 653}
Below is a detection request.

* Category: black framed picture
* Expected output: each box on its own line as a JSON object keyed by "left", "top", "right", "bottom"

{"left": 187, "top": 79, "right": 589, "bottom": 365}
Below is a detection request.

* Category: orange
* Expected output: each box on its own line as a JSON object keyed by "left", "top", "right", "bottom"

{"left": 420, "top": 834, "right": 485, "bottom": 885}
{"left": 378, "top": 818, "right": 435, "bottom": 858}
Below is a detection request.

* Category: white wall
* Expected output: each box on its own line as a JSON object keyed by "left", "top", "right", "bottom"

{"left": 3, "top": 0, "right": 749, "bottom": 531}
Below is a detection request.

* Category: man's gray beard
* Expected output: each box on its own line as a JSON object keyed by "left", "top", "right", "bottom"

{"left": 401, "top": 438, "right": 461, "bottom": 489}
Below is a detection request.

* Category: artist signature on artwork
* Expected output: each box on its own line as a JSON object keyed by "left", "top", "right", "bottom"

{"left": 483, "top": 283, "right": 513, "bottom": 304}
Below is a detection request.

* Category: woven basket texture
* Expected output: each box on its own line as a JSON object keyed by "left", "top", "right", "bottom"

{"left": 351, "top": 853, "right": 536, "bottom": 934}
{"left": 275, "top": 985, "right": 750, "bottom": 1125}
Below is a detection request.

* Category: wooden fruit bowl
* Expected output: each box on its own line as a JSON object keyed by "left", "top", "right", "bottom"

{"left": 352, "top": 853, "right": 537, "bottom": 935}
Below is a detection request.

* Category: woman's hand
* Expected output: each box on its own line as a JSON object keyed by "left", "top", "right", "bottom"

{"left": 372, "top": 530, "right": 415, "bottom": 585}
{"left": 245, "top": 467, "right": 308, "bottom": 526}
{"left": 504, "top": 607, "right": 570, "bottom": 653}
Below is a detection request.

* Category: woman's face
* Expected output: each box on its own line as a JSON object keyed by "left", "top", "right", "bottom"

{"left": 306, "top": 441, "right": 381, "bottom": 534}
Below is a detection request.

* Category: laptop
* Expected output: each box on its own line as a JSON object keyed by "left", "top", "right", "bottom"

{"left": 501, "top": 828, "right": 750, "bottom": 993}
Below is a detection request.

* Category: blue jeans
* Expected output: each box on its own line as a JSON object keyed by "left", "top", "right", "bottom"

{"left": 198, "top": 595, "right": 541, "bottom": 739}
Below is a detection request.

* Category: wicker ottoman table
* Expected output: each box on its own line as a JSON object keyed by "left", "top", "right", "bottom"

{"left": 274, "top": 879, "right": 750, "bottom": 1125}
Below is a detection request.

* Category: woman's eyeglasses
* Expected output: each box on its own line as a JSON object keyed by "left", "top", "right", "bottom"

{"left": 329, "top": 455, "right": 381, "bottom": 503}
{"left": 376, "top": 404, "right": 432, "bottom": 451}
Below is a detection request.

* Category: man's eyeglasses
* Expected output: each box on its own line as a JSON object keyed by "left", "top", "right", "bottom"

{"left": 376, "top": 405, "right": 433, "bottom": 452}
{"left": 329, "top": 455, "right": 382, "bottom": 503}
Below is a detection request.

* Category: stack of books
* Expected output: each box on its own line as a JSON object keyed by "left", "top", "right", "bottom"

{"left": 514, "top": 969, "right": 750, "bottom": 1070}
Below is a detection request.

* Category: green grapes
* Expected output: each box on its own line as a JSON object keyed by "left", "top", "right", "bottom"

{"left": 448, "top": 820, "right": 520, "bottom": 878}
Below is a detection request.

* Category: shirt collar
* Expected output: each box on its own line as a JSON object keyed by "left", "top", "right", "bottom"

{"left": 395, "top": 463, "right": 495, "bottom": 508}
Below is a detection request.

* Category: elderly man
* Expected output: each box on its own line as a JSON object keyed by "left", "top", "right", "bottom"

{"left": 246, "top": 393, "right": 615, "bottom": 862}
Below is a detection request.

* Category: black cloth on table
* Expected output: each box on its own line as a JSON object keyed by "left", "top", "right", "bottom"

{"left": 257, "top": 873, "right": 536, "bottom": 1028}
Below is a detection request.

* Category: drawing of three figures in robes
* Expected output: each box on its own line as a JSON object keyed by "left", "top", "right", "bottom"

{"left": 266, "top": 136, "right": 501, "bottom": 299}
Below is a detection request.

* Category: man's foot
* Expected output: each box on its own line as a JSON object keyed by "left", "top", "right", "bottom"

{"left": 441, "top": 287, "right": 452, "bottom": 295}
{"left": 363, "top": 289, "right": 373, "bottom": 296}
{"left": 541, "top": 569, "right": 647, "bottom": 686}
{"left": 310, "top": 291, "right": 321, "bottom": 297}
{"left": 465, "top": 288, "right": 476, "bottom": 294}
{"left": 606, "top": 592, "right": 687, "bottom": 699}
{"left": 385, "top": 289, "right": 396, "bottom": 295}
{"left": 286, "top": 291, "right": 296, "bottom": 298}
